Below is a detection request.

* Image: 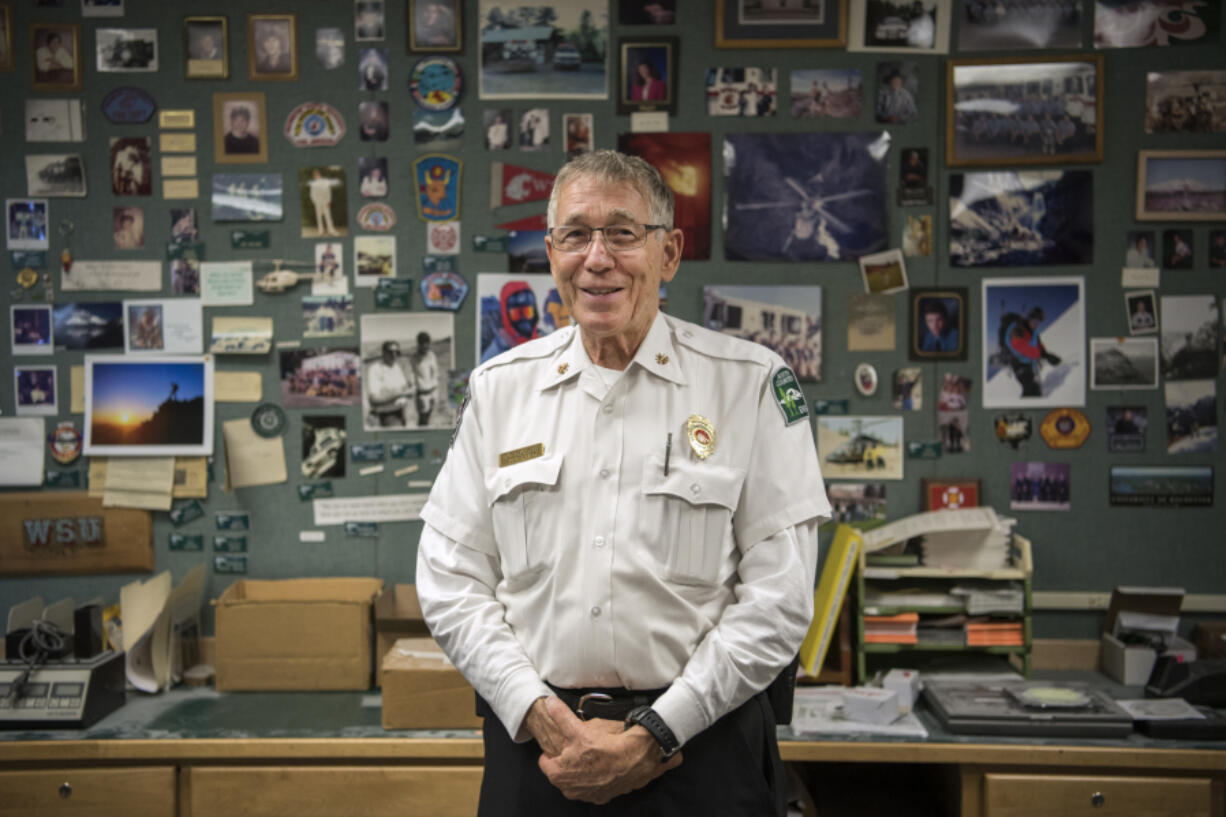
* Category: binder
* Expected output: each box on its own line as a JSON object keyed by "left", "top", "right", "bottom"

{"left": 799, "top": 524, "right": 861, "bottom": 676}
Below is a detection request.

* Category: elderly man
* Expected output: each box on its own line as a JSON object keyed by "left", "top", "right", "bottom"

{"left": 417, "top": 151, "right": 830, "bottom": 816}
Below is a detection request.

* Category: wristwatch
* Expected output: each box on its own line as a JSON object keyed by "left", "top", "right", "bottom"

{"left": 624, "top": 705, "right": 680, "bottom": 761}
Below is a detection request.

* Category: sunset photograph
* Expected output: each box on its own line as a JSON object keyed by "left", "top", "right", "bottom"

{"left": 84, "top": 356, "right": 213, "bottom": 455}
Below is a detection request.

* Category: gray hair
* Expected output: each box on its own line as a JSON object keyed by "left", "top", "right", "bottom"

{"left": 547, "top": 150, "right": 674, "bottom": 229}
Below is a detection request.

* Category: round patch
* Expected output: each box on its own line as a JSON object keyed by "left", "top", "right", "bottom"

{"left": 48, "top": 421, "right": 83, "bottom": 464}
{"left": 409, "top": 56, "right": 462, "bottom": 111}
{"left": 427, "top": 221, "right": 459, "bottom": 253}
{"left": 357, "top": 202, "right": 397, "bottom": 232}
{"left": 17, "top": 267, "right": 39, "bottom": 289}
{"left": 1040, "top": 408, "right": 1090, "bottom": 449}
{"left": 251, "top": 403, "right": 288, "bottom": 438}
{"left": 854, "top": 363, "right": 878, "bottom": 397}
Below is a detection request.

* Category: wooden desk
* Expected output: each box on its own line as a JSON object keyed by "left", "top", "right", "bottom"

{"left": 1, "top": 686, "right": 1223, "bottom": 817}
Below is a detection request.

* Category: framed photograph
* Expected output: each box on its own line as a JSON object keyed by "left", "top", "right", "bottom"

{"left": 910, "top": 288, "right": 966, "bottom": 360}
{"left": 478, "top": 0, "right": 607, "bottom": 100}
{"left": 716, "top": 0, "right": 847, "bottom": 48}
{"left": 859, "top": 248, "right": 908, "bottom": 295}
{"left": 185, "top": 16, "right": 227, "bottom": 79}
{"left": 619, "top": 37, "right": 677, "bottom": 114}
{"left": 816, "top": 416, "right": 904, "bottom": 480}
{"left": 355, "top": 0, "right": 385, "bottom": 41}
{"left": 946, "top": 55, "right": 1103, "bottom": 167}
{"left": 82, "top": 0, "right": 123, "bottom": 17}
{"left": 1135, "top": 150, "right": 1226, "bottom": 221}
{"left": 26, "top": 154, "right": 86, "bottom": 197}
{"left": 921, "top": 477, "right": 980, "bottom": 511}
{"left": 213, "top": 92, "right": 269, "bottom": 165}
{"left": 211, "top": 173, "right": 282, "bottom": 222}
{"left": 848, "top": 0, "right": 950, "bottom": 54}
{"left": 620, "top": 132, "right": 711, "bottom": 260}
{"left": 1090, "top": 337, "right": 1159, "bottom": 390}
{"left": 1106, "top": 405, "right": 1147, "bottom": 452}
{"left": 0, "top": 4, "right": 14, "bottom": 71}
{"left": 702, "top": 285, "right": 822, "bottom": 381}
{"left": 409, "top": 0, "right": 460, "bottom": 52}
{"left": 1109, "top": 466, "right": 1213, "bottom": 508}
{"left": 248, "top": 13, "right": 298, "bottom": 81}
{"left": 950, "top": 170, "right": 1093, "bottom": 267}
{"left": 30, "top": 23, "right": 82, "bottom": 91}
{"left": 83, "top": 356, "right": 215, "bottom": 456}
{"left": 958, "top": 0, "right": 1083, "bottom": 51}
{"left": 982, "top": 276, "right": 1085, "bottom": 408}
{"left": 1125, "top": 290, "right": 1158, "bottom": 335}
{"left": 15, "top": 365, "right": 58, "bottom": 416}
{"left": 1165, "top": 380, "right": 1217, "bottom": 455}
{"left": 96, "top": 28, "right": 158, "bottom": 72}
{"left": 361, "top": 312, "right": 457, "bottom": 431}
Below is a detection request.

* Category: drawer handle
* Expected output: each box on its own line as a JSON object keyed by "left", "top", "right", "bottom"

{"left": 1090, "top": 791, "right": 1104, "bottom": 808}
{"left": 59, "top": 782, "right": 72, "bottom": 799}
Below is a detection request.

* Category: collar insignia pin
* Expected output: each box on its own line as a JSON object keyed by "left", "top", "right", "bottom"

{"left": 656, "top": 353, "right": 669, "bottom": 365}
{"left": 557, "top": 363, "right": 569, "bottom": 375}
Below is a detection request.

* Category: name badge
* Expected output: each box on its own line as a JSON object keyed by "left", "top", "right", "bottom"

{"left": 499, "top": 443, "right": 544, "bottom": 467}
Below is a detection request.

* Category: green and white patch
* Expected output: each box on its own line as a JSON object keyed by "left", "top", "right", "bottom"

{"left": 771, "top": 367, "right": 809, "bottom": 425}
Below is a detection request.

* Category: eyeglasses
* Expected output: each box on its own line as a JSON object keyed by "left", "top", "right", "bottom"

{"left": 548, "top": 223, "right": 666, "bottom": 253}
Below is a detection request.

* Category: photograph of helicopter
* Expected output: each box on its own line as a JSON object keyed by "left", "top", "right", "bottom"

{"left": 816, "top": 415, "right": 904, "bottom": 480}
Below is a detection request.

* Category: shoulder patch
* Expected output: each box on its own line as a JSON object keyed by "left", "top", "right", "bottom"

{"left": 770, "top": 367, "right": 809, "bottom": 426}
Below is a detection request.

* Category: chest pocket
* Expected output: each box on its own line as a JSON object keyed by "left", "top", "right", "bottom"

{"left": 640, "top": 457, "right": 745, "bottom": 585}
{"left": 485, "top": 453, "right": 563, "bottom": 581}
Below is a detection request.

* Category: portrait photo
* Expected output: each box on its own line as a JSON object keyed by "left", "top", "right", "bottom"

{"left": 25, "top": 154, "right": 86, "bottom": 197}
{"left": 478, "top": 0, "right": 606, "bottom": 100}
{"left": 1106, "top": 405, "right": 1147, "bottom": 453}
{"left": 982, "top": 276, "right": 1085, "bottom": 408}
{"left": 96, "top": 27, "right": 157, "bottom": 72}
{"left": 702, "top": 285, "right": 822, "bottom": 381}
{"left": 910, "top": 288, "right": 967, "bottom": 361}
{"left": 11, "top": 305, "right": 53, "bottom": 355}
{"left": 84, "top": 357, "right": 213, "bottom": 456}
{"left": 519, "top": 108, "right": 549, "bottom": 150}
{"left": 1123, "top": 230, "right": 1156, "bottom": 268}
{"left": 1090, "top": 337, "right": 1158, "bottom": 390}
{"left": 484, "top": 109, "right": 512, "bottom": 150}
{"left": 185, "top": 17, "right": 227, "bottom": 79}
{"left": 409, "top": 0, "right": 460, "bottom": 52}
{"left": 564, "top": 113, "right": 594, "bottom": 160}
{"left": 1162, "top": 229, "right": 1194, "bottom": 269}
{"left": 112, "top": 206, "right": 144, "bottom": 249}
{"left": 789, "top": 68, "right": 862, "bottom": 119}
{"left": 15, "top": 366, "right": 58, "bottom": 416}
{"left": 30, "top": 24, "right": 81, "bottom": 91}
{"left": 898, "top": 147, "right": 930, "bottom": 203}
{"left": 359, "top": 47, "right": 388, "bottom": 90}
{"left": 355, "top": 0, "right": 385, "bottom": 41}
{"left": 248, "top": 13, "right": 297, "bottom": 81}
{"left": 706, "top": 67, "right": 777, "bottom": 117}
{"left": 299, "top": 166, "right": 348, "bottom": 239}
{"left": 957, "top": 0, "right": 1083, "bottom": 50}
{"left": 361, "top": 312, "right": 456, "bottom": 431}
{"left": 1136, "top": 150, "right": 1226, "bottom": 221}
{"left": 848, "top": 0, "right": 949, "bottom": 54}
{"left": 358, "top": 100, "right": 389, "bottom": 141}
{"left": 109, "top": 137, "right": 152, "bottom": 196}
{"left": 6, "top": 199, "right": 49, "bottom": 250}
{"left": 875, "top": 60, "right": 918, "bottom": 124}
{"left": 619, "top": 38, "right": 677, "bottom": 114}
{"left": 358, "top": 156, "right": 389, "bottom": 198}
{"left": 1145, "top": 70, "right": 1226, "bottom": 134}
{"left": 1125, "top": 290, "right": 1158, "bottom": 335}
{"left": 212, "top": 92, "right": 268, "bottom": 164}
{"left": 316, "top": 27, "right": 344, "bottom": 69}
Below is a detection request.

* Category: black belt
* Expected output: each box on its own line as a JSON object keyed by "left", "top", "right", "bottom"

{"left": 548, "top": 684, "right": 667, "bottom": 722}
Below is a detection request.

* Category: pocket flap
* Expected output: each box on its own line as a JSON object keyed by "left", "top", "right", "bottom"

{"left": 641, "top": 457, "right": 745, "bottom": 511}
{"left": 485, "top": 452, "right": 564, "bottom": 505}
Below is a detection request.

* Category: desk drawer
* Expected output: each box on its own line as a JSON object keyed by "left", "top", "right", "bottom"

{"left": 0, "top": 767, "right": 175, "bottom": 817}
{"left": 984, "top": 773, "right": 1213, "bottom": 817}
{"left": 185, "top": 765, "right": 481, "bottom": 817}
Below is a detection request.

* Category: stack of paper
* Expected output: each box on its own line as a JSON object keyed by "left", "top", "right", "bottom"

{"left": 863, "top": 587, "right": 962, "bottom": 611}
{"left": 864, "top": 612, "right": 918, "bottom": 644}
{"left": 965, "top": 619, "right": 1024, "bottom": 646}
{"left": 951, "top": 582, "right": 1025, "bottom": 615}
{"left": 861, "top": 508, "right": 1016, "bottom": 570}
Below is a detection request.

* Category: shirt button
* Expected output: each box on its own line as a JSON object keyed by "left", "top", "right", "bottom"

{"left": 690, "top": 483, "right": 701, "bottom": 495}
{"left": 599, "top": 468, "right": 610, "bottom": 478}
{"left": 590, "top": 606, "right": 601, "bottom": 617}
{"left": 594, "top": 536, "right": 605, "bottom": 548}
{"left": 602, "top": 404, "right": 613, "bottom": 414}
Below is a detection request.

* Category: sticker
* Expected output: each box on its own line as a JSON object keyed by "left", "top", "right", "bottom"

{"left": 283, "top": 102, "right": 346, "bottom": 147}
{"left": 299, "top": 530, "right": 326, "bottom": 542}
{"left": 359, "top": 464, "right": 384, "bottom": 476}
{"left": 427, "top": 221, "right": 460, "bottom": 254}
{"left": 345, "top": 520, "right": 379, "bottom": 537}
{"left": 854, "top": 363, "right": 878, "bottom": 397}
{"left": 213, "top": 535, "right": 248, "bottom": 553}
{"left": 994, "top": 413, "right": 1033, "bottom": 449}
{"left": 17, "top": 268, "right": 39, "bottom": 289}
{"left": 771, "top": 367, "right": 809, "bottom": 425}
{"left": 414, "top": 154, "right": 461, "bottom": 222}
{"left": 394, "top": 464, "right": 420, "bottom": 477}
{"left": 215, "top": 511, "right": 250, "bottom": 531}
{"left": 390, "top": 441, "right": 425, "bottom": 459}
{"left": 409, "top": 56, "right": 462, "bottom": 111}
{"left": 422, "top": 255, "right": 458, "bottom": 274}
{"left": 420, "top": 271, "right": 469, "bottom": 311}
{"left": 251, "top": 403, "right": 287, "bottom": 438}
{"left": 375, "top": 277, "right": 414, "bottom": 309}
{"left": 906, "top": 441, "right": 943, "bottom": 459}
{"left": 686, "top": 415, "right": 716, "bottom": 460}
{"left": 48, "top": 421, "right": 83, "bottom": 464}
{"left": 1040, "top": 408, "right": 1091, "bottom": 450}
{"left": 499, "top": 442, "right": 544, "bottom": 467}
{"left": 350, "top": 442, "right": 385, "bottom": 462}
{"left": 101, "top": 87, "right": 157, "bottom": 124}
{"left": 12, "top": 251, "right": 48, "bottom": 269}
{"left": 168, "top": 533, "right": 204, "bottom": 551}
{"left": 213, "top": 554, "right": 248, "bottom": 574}
{"left": 231, "top": 230, "right": 271, "bottom": 249}
{"left": 473, "top": 234, "right": 508, "bottom": 252}
{"left": 356, "top": 202, "right": 397, "bottom": 232}
{"left": 170, "top": 498, "right": 206, "bottom": 527}
{"left": 298, "top": 481, "right": 335, "bottom": 501}
{"left": 44, "top": 470, "right": 81, "bottom": 488}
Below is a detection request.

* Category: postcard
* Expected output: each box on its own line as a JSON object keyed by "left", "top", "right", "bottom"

{"left": 210, "top": 316, "right": 273, "bottom": 354}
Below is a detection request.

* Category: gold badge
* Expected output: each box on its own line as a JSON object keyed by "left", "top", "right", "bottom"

{"left": 557, "top": 363, "right": 569, "bottom": 375}
{"left": 656, "top": 353, "right": 669, "bottom": 365}
{"left": 499, "top": 442, "right": 545, "bottom": 467}
{"left": 686, "top": 415, "right": 715, "bottom": 460}
{"left": 16, "top": 268, "right": 39, "bottom": 289}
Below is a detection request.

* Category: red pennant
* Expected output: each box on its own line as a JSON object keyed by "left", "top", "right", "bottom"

{"left": 490, "top": 163, "right": 555, "bottom": 209}
{"left": 496, "top": 213, "right": 548, "bottom": 231}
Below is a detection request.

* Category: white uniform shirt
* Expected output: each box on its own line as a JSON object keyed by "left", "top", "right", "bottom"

{"left": 417, "top": 313, "right": 830, "bottom": 746}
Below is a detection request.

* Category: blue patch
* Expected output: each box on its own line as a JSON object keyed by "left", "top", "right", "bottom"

{"left": 420, "top": 271, "right": 469, "bottom": 311}
{"left": 414, "top": 154, "right": 461, "bottom": 222}
{"left": 101, "top": 87, "right": 156, "bottom": 124}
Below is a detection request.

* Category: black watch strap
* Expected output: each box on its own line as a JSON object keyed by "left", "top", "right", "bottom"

{"left": 624, "top": 705, "right": 680, "bottom": 760}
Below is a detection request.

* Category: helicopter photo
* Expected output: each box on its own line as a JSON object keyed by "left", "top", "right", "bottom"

{"left": 817, "top": 416, "right": 903, "bottom": 479}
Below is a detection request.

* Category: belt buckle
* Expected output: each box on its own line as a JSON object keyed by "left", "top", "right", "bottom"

{"left": 576, "top": 692, "right": 612, "bottom": 721}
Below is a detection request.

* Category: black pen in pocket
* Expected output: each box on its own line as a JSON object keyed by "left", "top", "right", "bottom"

{"left": 664, "top": 432, "right": 672, "bottom": 476}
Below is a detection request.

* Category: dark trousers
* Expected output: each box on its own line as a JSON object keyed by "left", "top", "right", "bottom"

{"left": 475, "top": 692, "right": 786, "bottom": 817}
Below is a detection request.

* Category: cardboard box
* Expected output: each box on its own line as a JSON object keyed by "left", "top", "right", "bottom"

{"left": 1100, "top": 586, "right": 1191, "bottom": 686}
{"left": 374, "top": 584, "right": 431, "bottom": 687}
{"left": 1101, "top": 632, "right": 1197, "bottom": 686}
{"left": 1194, "top": 622, "right": 1226, "bottom": 659}
{"left": 212, "top": 577, "right": 383, "bottom": 691}
{"left": 381, "top": 637, "right": 482, "bottom": 730}
{"left": 842, "top": 687, "right": 899, "bottom": 725}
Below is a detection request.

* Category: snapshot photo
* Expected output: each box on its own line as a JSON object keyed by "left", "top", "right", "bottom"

{"left": 1095, "top": 0, "right": 1220, "bottom": 49}
{"left": 185, "top": 17, "right": 227, "bottom": 79}
{"left": 478, "top": 0, "right": 607, "bottom": 100}
{"left": 279, "top": 347, "right": 361, "bottom": 409}
{"left": 316, "top": 27, "right": 345, "bottom": 69}
{"left": 620, "top": 131, "right": 711, "bottom": 260}
{"left": 83, "top": 356, "right": 214, "bottom": 456}
{"left": 124, "top": 299, "right": 203, "bottom": 355}
{"left": 25, "top": 99, "right": 85, "bottom": 142}
{"left": 1162, "top": 229, "right": 1193, "bottom": 269}
{"left": 299, "top": 166, "right": 348, "bottom": 239}
{"left": 11, "top": 305, "right": 54, "bottom": 355}
{"left": 1160, "top": 294, "right": 1219, "bottom": 381}
{"left": 1089, "top": 337, "right": 1159, "bottom": 390}
{"left": 25, "top": 154, "right": 86, "bottom": 197}
{"left": 53, "top": 302, "right": 123, "bottom": 350}
{"left": 359, "top": 47, "right": 389, "bottom": 90}
{"left": 893, "top": 368, "right": 922, "bottom": 410}
{"left": 301, "top": 416, "right": 347, "bottom": 479}
{"left": 410, "top": 0, "right": 460, "bottom": 52}
{"left": 519, "top": 108, "right": 549, "bottom": 150}
{"left": 110, "top": 137, "right": 152, "bottom": 196}
{"left": 82, "top": 0, "right": 125, "bottom": 16}
{"left": 171, "top": 207, "right": 199, "bottom": 244}
{"left": 211, "top": 173, "right": 283, "bottom": 222}
{"left": 705, "top": 67, "right": 777, "bottom": 117}
{"left": 314, "top": 242, "right": 346, "bottom": 295}
{"left": 564, "top": 113, "right": 594, "bottom": 159}
{"left": 96, "top": 27, "right": 157, "bottom": 72}
{"left": 1123, "top": 230, "right": 1156, "bottom": 268}
{"left": 248, "top": 13, "right": 298, "bottom": 80}
{"left": 355, "top": 0, "right": 385, "bottom": 41}
{"left": 484, "top": 109, "right": 513, "bottom": 149}
{"left": 716, "top": 0, "right": 846, "bottom": 47}
{"left": 1136, "top": 150, "right": 1226, "bottom": 221}
{"left": 6, "top": 199, "right": 49, "bottom": 250}
{"left": 817, "top": 416, "right": 904, "bottom": 481}
{"left": 303, "top": 295, "right": 355, "bottom": 338}
{"left": 358, "top": 156, "right": 389, "bottom": 198}
{"left": 1165, "top": 379, "right": 1217, "bottom": 455}
{"left": 354, "top": 235, "right": 396, "bottom": 287}
{"left": 359, "top": 100, "right": 390, "bottom": 141}
{"left": 171, "top": 259, "right": 200, "bottom": 295}
{"left": 875, "top": 61, "right": 919, "bottom": 124}
{"left": 1009, "top": 461, "right": 1069, "bottom": 511}
{"left": 618, "top": 0, "right": 676, "bottom": 25}
{"left": 702, "top": 285, "right": 822, "bottom": 381}
{"left": 112, "top": 206, "right": 145, "bottom": 249}
{"left": 723, "top": 131, "right": 889, "bottom": 263}
{"left": 31, "top": 24, "right": 82, "bottom": 91}
{"left": 982, "top": 276, "right": 1085, "bottom": 408}
{"left": 1145, "top": 70, "right": 1226, "bottom": 134}
{"left": 822, "top": 483, "right": 887, "bottom": 532}
{"left": 15, "top": 366, "right": 58, "bottom": 416}
{"left": 789, "top": 68, "right": 862, "bottom": 119}
{"left": 213, "top": 92, "right": 269, "bottom": 164}
{"left": 859, "top": 248, "right": 908, "bottom": 295}
{"left": 361, "top": 312, "right": 457, "bottom": 431}
{"left": 957, "top": 0, "right": 1083, "bottom": 50}
{"left": 910, "top": 288, "right": 966, "bottom": 360}
{"left": 902, "top": 213, "right": 932, "bottom": 255}
{"left": 476, "top": 273, "right": 568, "bottom": 365}
{"left": 848, "top": 0, "right": 949, "bottom": 53}
{"left": 506, "top": 229, "right": 548, "bottom": 272}
{"left": 1125, "top": 290, "right": 1158, "bottom": 335}
{"left": 1106, "top": 405, "right": 1147, "bottom": 453}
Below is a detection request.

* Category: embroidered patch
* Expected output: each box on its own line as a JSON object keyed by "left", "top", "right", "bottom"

{"left": 771, "top": 367, "right": 809, "bottom": 426}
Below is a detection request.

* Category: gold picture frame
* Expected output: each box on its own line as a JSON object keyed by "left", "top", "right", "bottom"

{"left": 213, "top": 91, "right": 269, "bottom": 165}
{"left": 247, "top": 13, "right": 297, "bottom": 81}
{"left": 408, "top": 0, "right": 460, "bottom": 53}
{"left": 30, "top": 23, "right": 82, "bottom": 92}
{"left": 185, "top": 16, "right": 228, "bottom": 80}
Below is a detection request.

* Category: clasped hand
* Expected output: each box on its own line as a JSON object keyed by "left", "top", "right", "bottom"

{"left": 524, "top": 696, "right": 682, "bottom": 805}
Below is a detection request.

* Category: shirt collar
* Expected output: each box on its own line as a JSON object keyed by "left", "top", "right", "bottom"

{"left": 537, "top": 313, "right": 687, "bottom": 391}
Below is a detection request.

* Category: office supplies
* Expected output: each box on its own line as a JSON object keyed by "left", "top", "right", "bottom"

{"left": 0, "top": 650, "right": 124, "bottom": 729}
{"left": 1145, "top": 657, "right": 1226, "bottom": 708}
{"left": 923, "top": 680, "right": 1133, "bottom": 737}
